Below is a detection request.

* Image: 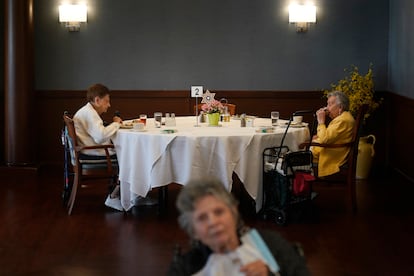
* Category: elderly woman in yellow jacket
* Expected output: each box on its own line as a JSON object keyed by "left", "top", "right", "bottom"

{"left": 311, "top": 91, "right": 355, "bottom": 177}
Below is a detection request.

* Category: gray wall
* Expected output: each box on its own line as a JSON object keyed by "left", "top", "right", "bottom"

{"left": 34, "top": 0, "right": 389, "bottom": 91}
{"left": 388, "top": 0, "right": 414, "bottom": 99}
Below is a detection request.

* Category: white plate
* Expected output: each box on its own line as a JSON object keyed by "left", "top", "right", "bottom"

{"left": 131, "top": 129, "right": 147, "bottom": 132}
{"left": 290, "top": 123, "right": 308, "bottom": 128}
{"left": 232, "top": 115, "right": 257, "bottom": 120}
{"left": 279, "top": 122, "right": 308, "bottom": 128}
{"left": 120, "top": 125, "right": 133, "bottom": 129}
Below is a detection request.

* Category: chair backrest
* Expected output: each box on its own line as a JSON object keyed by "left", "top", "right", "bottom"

{"left": 341, "top": 104, "right": 368, "bottom": 213}
{"left": 223, "top": 103, "right": 236, "bottom": 116}
{"left": 347, "top": 104, "right": 369, "bottom": 180}
{"left": 62, "top": 111, "right": 118, "bottom": 215}
{"left": 63, "top": 112, "right": 78, "bottom": 166}
{"left": 194, "top": 103, "right": 236, "bottom": 116}
{"left": 62, "top": 111, "right": 117, "bottom": 170}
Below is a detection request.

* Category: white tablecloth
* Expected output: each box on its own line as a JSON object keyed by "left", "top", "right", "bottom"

{"left": 113, "top": 116, "right": 310, "bottom": 211}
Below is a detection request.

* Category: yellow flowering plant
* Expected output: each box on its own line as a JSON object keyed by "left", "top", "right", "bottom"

{"left": 324, "top": 64, "right": 381, "bottom": 119}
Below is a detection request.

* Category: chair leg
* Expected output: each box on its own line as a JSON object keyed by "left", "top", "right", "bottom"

{"left": 67, "top": 173, "right": 80, "bottom": 215}
{"left": 158, "top": 186, "right": 168, "bottom": 215}
{"left": 62, "top": 170, "right": 71, "bottom": 206}
{"left": 348, "top": 176, "right": 357, "bottom": 214}
{"left": 350, "top": 179, "right": 357, "bottom": 214}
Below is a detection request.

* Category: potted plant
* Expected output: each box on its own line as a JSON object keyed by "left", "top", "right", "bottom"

{"left": 324, "top": 64, "right": 381, "bottom": 119}
{"left": 201, "top": 99, "right": 224, "bottom": 126}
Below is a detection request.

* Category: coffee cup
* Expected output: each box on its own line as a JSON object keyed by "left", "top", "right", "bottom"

{"left": 246, "top": 118, "right": 254, "bottom": 127}
{"left": 133, "top": 122, "right": 145, "bottom": 131}
{"left": 293, "top": 115, "right": 303, "bottom": 123}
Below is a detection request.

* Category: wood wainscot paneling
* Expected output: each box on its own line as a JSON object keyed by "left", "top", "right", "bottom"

{"left": 0, "top": 89, "right": 4, "bottom": 164}
{"left": 357, "top": 91, "right": 388, "bottom": 178}
{"left": 365, "top": 91, "right": 414, "bottom": 181}
{"left": 386, "top": 92, "right": 414, "bottom": 181}
{"left": 36, "top": 90, "right": 325, "bottom": 167}
{"left": 208, "top": 90, "right": 325, "bottom": 119}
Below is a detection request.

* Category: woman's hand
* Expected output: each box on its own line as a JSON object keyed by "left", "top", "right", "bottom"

{"left": 316, "top": 107, "right": 327, "bottom": 125}
{"left": 113, "top": 116, "right": 123, "bottom": 124}
{"left": 240, "top": 260, "right": 269, "bottom": 276}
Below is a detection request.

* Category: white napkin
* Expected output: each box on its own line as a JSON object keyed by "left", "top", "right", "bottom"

{"left": 193, "top": 229, "right": 279, "bottom": 276}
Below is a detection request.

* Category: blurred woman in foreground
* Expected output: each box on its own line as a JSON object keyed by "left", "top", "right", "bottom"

{"left": 168, "top": 179, "right": 310, "bottom": 276}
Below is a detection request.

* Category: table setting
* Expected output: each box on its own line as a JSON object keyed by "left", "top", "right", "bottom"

{"left": 113, "top": 112, "right": 310, "bottom": 212}
{"left": 114, "top": 91, "right": 310, "bottom": 211}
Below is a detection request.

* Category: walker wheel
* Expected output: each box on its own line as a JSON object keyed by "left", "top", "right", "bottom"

{"left": 274, "top": 210, "right": 287, "bottom": 225}
{"left": 62, "top": 187, "right": 70, "bottom": 205}
{"left": 258, "top": 209, "right": 268, "bottom": 220}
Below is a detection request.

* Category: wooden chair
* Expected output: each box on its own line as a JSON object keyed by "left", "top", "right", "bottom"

{"left": 194, "top": 103, "right": 236, "bottom": 116}
{"left": 62, "top": 112, "right": 119, "bottom": 215}
{"left": 300, "top": 104, "right": 368, "bottom": 213}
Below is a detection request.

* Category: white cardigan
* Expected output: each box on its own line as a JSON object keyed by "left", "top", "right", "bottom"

{"left": 73, "top": 102, "right": 120, "bottom": 156}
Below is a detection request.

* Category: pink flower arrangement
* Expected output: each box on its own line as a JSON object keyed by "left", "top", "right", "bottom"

{"left": 201, "top": 100, "right": 225, "bottom": 114}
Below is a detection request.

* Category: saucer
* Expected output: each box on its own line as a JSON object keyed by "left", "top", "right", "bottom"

{"left": 278, "top": 122, "right": 308, "bottom": 128}
{"left": 291, "top": 122, "right": 308, "bottom": 128}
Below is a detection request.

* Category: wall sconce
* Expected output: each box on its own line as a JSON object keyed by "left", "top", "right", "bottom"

{"left": 59, "top": 4, "right": 87, "bottom": 32}
{"left": 289, "top": 4, "right": 316, "bottom": 33}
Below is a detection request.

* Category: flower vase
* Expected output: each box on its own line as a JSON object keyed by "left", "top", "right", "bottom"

{"left": 208, "top": 113, "right": 220, "bottom": 126}
{"left": 356, "top": 134, "right": 376, "bottom": 179}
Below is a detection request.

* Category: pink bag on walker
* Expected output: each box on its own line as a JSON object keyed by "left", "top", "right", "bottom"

{"left": 293, "top": 171, "right": 315, "bottom": 196}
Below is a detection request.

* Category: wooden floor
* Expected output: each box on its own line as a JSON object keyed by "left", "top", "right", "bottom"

{"left": 1, "top": 167, "right": 414, "bottom": 276}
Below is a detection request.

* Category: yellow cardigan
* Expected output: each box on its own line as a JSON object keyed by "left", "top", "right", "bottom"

{"left": 311, "top": 111, "right": 355, "bottom": 177}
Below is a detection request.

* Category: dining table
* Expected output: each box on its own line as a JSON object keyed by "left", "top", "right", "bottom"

{"left": 113, "top": 116, "right": 310, "bottom": 212}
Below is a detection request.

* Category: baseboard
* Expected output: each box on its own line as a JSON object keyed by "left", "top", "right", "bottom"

{"left": 394, "top": 168, "right": 414, "bottom": 184}
{"left": 0, "top": 164, "right": 39, "bottom": 175}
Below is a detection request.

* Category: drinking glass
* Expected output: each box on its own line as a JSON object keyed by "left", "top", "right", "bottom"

{"left": 154, "top": 112, "right": 162, "bottom": 128}
{"left": 271, "top": 111, "right": 279, "bottom": 126}
{"left": 139, "top": 114, "right": 147, "bottom": 126}
{"left": 223, "top": 113, "right": 231, "bottom": 122}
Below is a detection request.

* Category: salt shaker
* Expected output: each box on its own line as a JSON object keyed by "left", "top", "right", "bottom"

{"left": 240, "top": 114, "right": 246, "bottom": 127}
{"left": 165, "top": 113, "right": 170, "bottom": 126}
{"left": 199, "top": 111, "right": 205, "bottom": 123}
